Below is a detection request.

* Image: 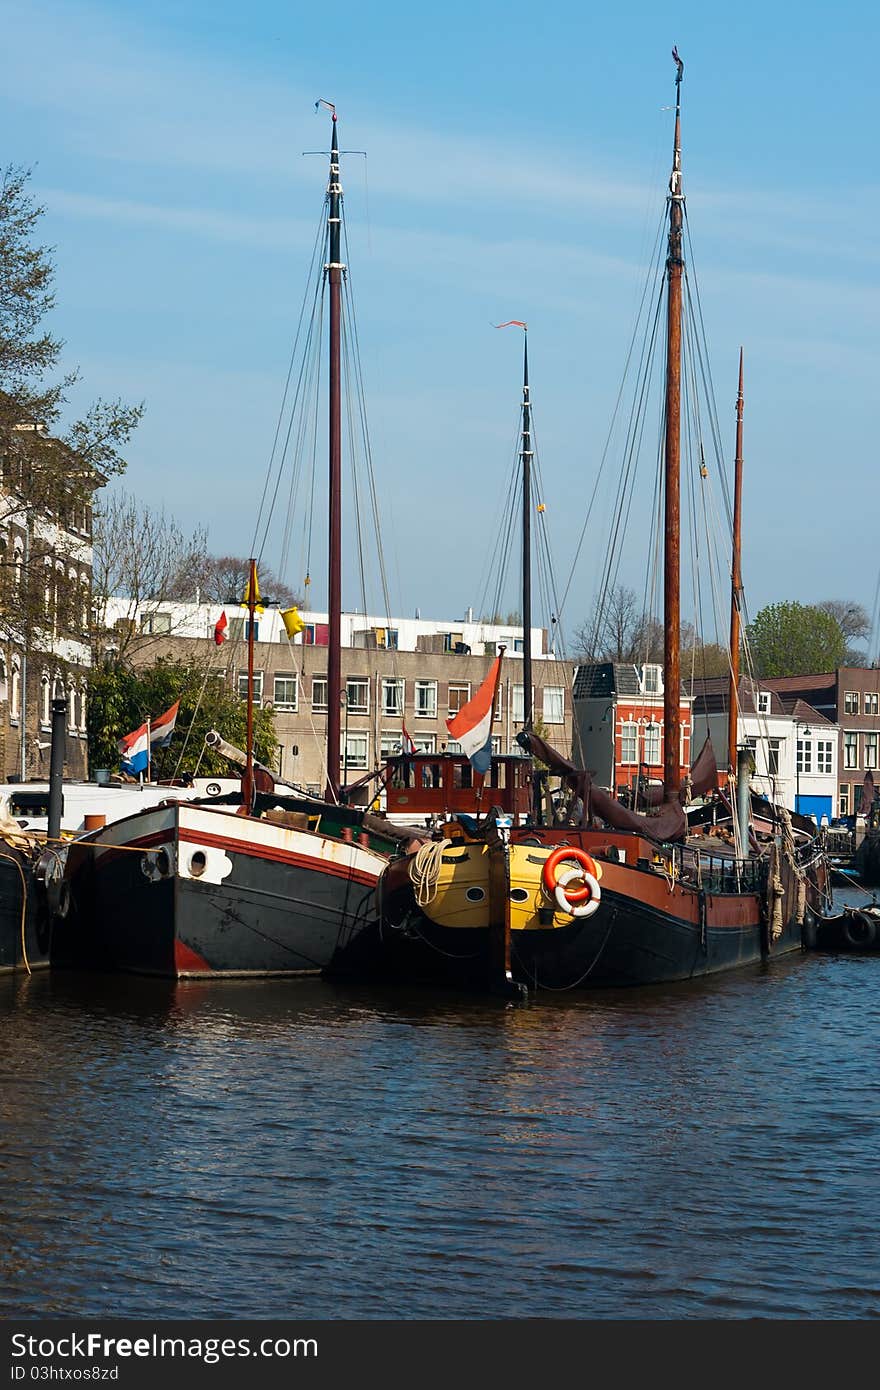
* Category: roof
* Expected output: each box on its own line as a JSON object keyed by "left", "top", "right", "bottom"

{"left": 573, "top": 661, "right": 687, "bottom": 700}
{"left": 687, "top": 675, "right": 786, "bottom": 716}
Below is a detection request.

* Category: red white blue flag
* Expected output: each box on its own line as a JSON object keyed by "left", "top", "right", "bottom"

{"left": 118, "top": 722, "right": 149, "bottom": 776}
{"left": 149, "top": 700, "right": 180, "bottom": 749}
{"left": 446, "top": 655, "right": 503, "bottom": 775}
{"left": 401, "top": 722, "right": 416, "bottom": 756}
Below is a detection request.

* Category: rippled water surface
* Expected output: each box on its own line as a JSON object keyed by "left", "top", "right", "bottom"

{"left": 2, "top": 888, "right": 879, "bottom": 1319}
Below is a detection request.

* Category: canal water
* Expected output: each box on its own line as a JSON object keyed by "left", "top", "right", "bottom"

{"left": 1, "top": 886, "right": 879, "bottom": 1320}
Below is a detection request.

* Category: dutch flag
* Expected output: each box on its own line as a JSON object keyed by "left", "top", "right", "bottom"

{"left": 118, "top": 722, "right": 149, "bottom": 776}
{"left": 150, "top": 700, "right": 180, "bottom": 750}
{"left": 446, "top": 655, "right": 503, "bottom": 776}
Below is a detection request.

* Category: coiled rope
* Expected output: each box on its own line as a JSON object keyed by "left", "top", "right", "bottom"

{"left": 408, "top": 840, "right": 447, "bottom": 908}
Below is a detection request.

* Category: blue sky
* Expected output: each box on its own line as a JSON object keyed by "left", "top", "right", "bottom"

{"left": 4, "top": 0, "right": 878, "bottom": 641}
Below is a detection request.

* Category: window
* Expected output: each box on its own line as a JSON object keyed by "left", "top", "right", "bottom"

{"left": 0, "top": 658, "right": 6, "bottom": 704}
{"left": 839, "top": 784, "right": 850, "bottom": 817}
{"left": 767, "top": 738, "right": 781, "bottom": 776}
{"left": 386, "top": 629, "right": 399, "bottom": 651}
{"left": 382, "top": 678, "right": 404, "bottom": 716}
{"left": 79, "top": 686, "right": 87, "bottom": 732}
{"left": 446, "top": 739, "right": 462, "bottom": 754}
{"left": 816, "top": 740, "right": 833, "bottom": 774}
{"left": 312, "top": 677, "right": 328, "bottom": 713}
{"left": 141, "top": 612, "right": 172, "bottom": 635}
{"left": 491, "top": 736, "right": 502, "bottom": 755}
{"left": 865, "top": 734, "right": 878, "bottom": 771}
{"left": 229, "top": 616, "right": 260, "bottom": 642}
{"left": 757, "top": 691, "right": 770, "bottom": 714}
{"left": 642, "top": 664, "right": 661, "bottom": 694}
{"left": 413, "top": 734, "right": 436, "bottom": 754}
{"left": 273, "top": 674, "right": 298, "bottom": 711}
{"left": 11, "top": 660, "right": 21, "bottom": 720}
{"left": 844, "top": 732, "right": 859, "bottom": 770}
{"left": 621, "top": 721, "right": 638, "bottom": 764}
{"left": 415, "top": 680, "right": 437, "bottom": 718}
{"left": 844, "top": 691, "right": 859, "bottom": 715}
{"left": 513, "top": 637, "right": 524, "bottom": 653}
{"left": 643, "top": 722, "right": 661, "bottom": 765}
{"left": 448, "top": 683, "right": 470, "bottom": 716}
{"left": 342, "top": 732, "right": 368, "bottom": 771}
{"left": 512, "top": 685, "right": 534, "bottom": 725}
{"left": 866, "top": 693, "right": 879, "bottom": 716}
{"left": 237, "top": 671, "right": 263, "bottom": 706}
{"left": 796, "top": 739, "right": 812, "bottom": 774}
{"left": 543, "top": 687, "right": 565, "bottom": 724}
{"left": 40, "top": 674, "right": 50, "bottom": 727}
{"left": 346, "top": 678, "right": 369, "bottom": 714}
{"left": 380, "top": 733, "right": 403, "bottom": 760}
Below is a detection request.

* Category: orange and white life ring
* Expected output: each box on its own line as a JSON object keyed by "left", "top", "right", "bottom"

{"left": 542, "top": 846, "right": 601, "bottom": 918}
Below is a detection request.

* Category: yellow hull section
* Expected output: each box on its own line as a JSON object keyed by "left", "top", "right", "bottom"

{"left": 418, "top": 843, "right": 602, "bottom": 933}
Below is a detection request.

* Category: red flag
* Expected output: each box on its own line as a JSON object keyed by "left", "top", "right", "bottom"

{"left": 214, "top": 610, "right": 228, "bottom": 645}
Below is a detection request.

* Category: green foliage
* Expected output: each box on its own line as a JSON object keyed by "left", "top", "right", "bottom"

{"left": 87, "top": 658, "right": 277, "bottom": 778}
{"left": 746, "top": 601, "right": 847, "bottom": 678}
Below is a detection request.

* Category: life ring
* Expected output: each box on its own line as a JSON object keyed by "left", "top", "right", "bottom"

{"left": 542, "top": 846, "right": 600, "bottom": 915}
{"left": 542, "top": 846, "right": 598, "bottom": 903}
{"left": 555, "top": 867, "right": 601, "bottom": 918}
{"left": 842, "top": 912, "right": 876, "bottom": 950}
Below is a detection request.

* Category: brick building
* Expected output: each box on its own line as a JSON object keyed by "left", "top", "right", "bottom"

{"left": 572, "top": 661, "right": 693, "bottom": 797}
{"left": 764, "top": 667, "right": 880, "bottom": 818}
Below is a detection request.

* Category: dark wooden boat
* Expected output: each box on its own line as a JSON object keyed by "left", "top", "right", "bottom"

{"left": 342, "top": 53, "right": 830, "bottom": 995}
{"left": 55, "top": 107, "right": 409, "bottom": 979}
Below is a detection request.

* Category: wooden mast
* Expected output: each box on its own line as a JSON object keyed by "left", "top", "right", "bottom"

{"left": 663, "top": 49, "right": 685, "bottom": 799}
{"left": 325, "top": 109, "right": 344, "bottom": 802}
{"left": 521, "top": 328, "right": 533, "bottom": 732}
{"left": 727, "top": 349, "right": 745, "bottom": 777}
{"left": 243, "top": 556, "right": 257, "bottom": 812}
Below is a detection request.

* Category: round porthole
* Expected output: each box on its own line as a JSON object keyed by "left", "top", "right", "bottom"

{"left": 155, "top": 849, "right": 172, "bottom": 877}
{"left": 189, "top": 851, "right": 207, "bottom": 878}
{"left": 465, "top": 887, "right": 485, "bottom": 902}
{"left": 509, "top": 888, "right": 529, "bottom": 903}
{"left": 205, "top": 782, "right": 222, "bottom": 796}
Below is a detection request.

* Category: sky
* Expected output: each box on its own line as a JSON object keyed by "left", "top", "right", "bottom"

{"left": 3, "top": 0, "right": 878, "bottom": 644}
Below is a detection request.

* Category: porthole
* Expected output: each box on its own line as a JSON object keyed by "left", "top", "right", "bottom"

{"left": 509, "top": 888, "right": 529, "bottom": 903}
{"left": 155, "top": 849, "right": 172, "bottom": 878}
{"left": 189, "top": 851, "right": 207, "bottom": 878}
{"left": 205, "top": 782, "right": 222, "bottom": 796}
{"left": 465, "top": 887, "right": 485, "bottom": 903}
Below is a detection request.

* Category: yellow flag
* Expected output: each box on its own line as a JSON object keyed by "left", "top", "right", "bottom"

{"left": 281, "top": 605, "right": 305, "bottom": 638}
{"left": 241, "top": 570, "right": 265, "bottom": 615}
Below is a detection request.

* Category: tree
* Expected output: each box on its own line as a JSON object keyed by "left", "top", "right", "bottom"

{"left": 172, "top": 553, "right": 301, "bottom": 608}
{"left": 818, "top": 599, "right": 871, "bottom": 665}
{"left": 574, "top": 584, "right": 664, "bottom": 663}
{"left": 0, "top": 167, "right": 143, "bottom": 632}
{"left": 87, "top": 656, "right": 277, "bottom": 777}
{"left": 91, "top": 491, "right": 208, "bottom": 664}
{"left": 746, "top": 601, "right": 846, "bottom": 678}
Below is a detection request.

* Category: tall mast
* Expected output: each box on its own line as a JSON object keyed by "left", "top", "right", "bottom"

{"left": 663, "top": 48, "right": 684, "bottom": 799}
{"left": 243, "top": 556, "right": 257, "bottom": 811}
{"left": 727, "top": 349, "right": 744, "bottom": 778}
{"left": 325, "top": 108, "right": 344, "bottom": 802}
{"left": 521, "top": 328, "right": 533, "bottom": 731}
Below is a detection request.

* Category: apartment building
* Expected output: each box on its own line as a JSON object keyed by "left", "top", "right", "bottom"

{"left": 764, "top": 668, "right": 880, "bottom": 818}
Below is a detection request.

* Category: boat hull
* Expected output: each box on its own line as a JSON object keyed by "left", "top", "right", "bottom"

{"left": 54, "top": 801, "right": 389, "bottom": 979}
{"left": 0, "top": 851, "right": 52, "bottom": 974}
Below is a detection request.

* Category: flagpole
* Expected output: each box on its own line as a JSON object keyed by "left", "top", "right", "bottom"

{"left": 244, "top": 557, "right": 257, "bottom": 812}
{"left": 146, "top": 717, "right": 151, "bottom": 785}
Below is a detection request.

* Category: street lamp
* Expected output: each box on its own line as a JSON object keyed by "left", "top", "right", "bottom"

{"left": 795, "top": 721, "right": 811, "bottom": 815}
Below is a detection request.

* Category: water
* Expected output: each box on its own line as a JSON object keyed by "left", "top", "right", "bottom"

{"left": 2, "top": 887, "right": 879, "bottom": 1320}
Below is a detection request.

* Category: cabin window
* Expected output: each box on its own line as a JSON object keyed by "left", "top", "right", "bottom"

{"left": 312, "top": 676, "right": 328, "bottom": 712}
{"left": 415, "top": 680, "right": 437, "bottom": 718}
{"left": 419, "top": 762, "right": 441, "bottom": 789}
{"left": 643, "top": 722, "right": 661, "bottom": 765}
{"left": 237, "top": 671, "right": 263, "bottom": 706}
{"left": 816, "top": 740, "right": 833, "bottom": 774}
{"left": 273, "top": 675, "right": 298, "bottom": 712}
{"left": 796, "top": 739, "right": 812, "bottom": 775}
{"left": 543, "top": 686, "right": 564, "bottom": 724}
{"left": 342, "top": 733, "right": 368, "bottom": 771}
{"left": 620, "top": 721, "right": 638, "bottom": 764}
{"left": 839, "top": 784, "right": 850, "bottom": 816}
{"left": 453, "top": 763, "right": 473, "bottom": 789}
{"left": 865, "top": 734, "right": 878, "bottom": 771}
{"left": 346, "top": 678, "right": 369, "bottom": 714}
{"left": 844, "top": 691, "right": 859, "bottom": 716}
{"left": 844, "top": 732, "right": 859, "bottom": 769}
{"left": 866, "top": 693, "right": 879, "bottom": 716}
{"left": 382, "top": 678, "right": 404, "bottom": 716}
{"left": 448, "top": 683, "right": 470, "bottom": 717}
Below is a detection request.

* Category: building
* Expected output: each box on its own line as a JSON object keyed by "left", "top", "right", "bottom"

{"left": 572, "top": 661, "right": 693, "bottom": 797}
{"left": 101, "top": 601, "right": 574, "bottom": 793}
{"left": 688, "top": 676, "right": 838, "bottom": 821}
{"left": 0, "top": 420, "right": 98, "bottom": 781}
{"left": 763, "top": 668, "right": 880, "bottom": 819}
